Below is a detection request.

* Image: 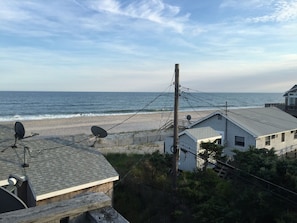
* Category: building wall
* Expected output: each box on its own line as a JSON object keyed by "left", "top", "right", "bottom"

{"left": 256, "top": 130, "right": 297, "bottom": 155}
{"left": 225, "top": 119, "right": 256, "bottom": 151}
{"left": 192, "top": 115, "right": 256, "bottom": 152}
{"left": 193, "top": 114, "right": 297, "bottom": 155}
{"left": 178, "top": 135, "right": 221, "bottom": 171}
{"left": 179, "top": 134, "right": 198, "bottom": 171}
{"left": 37, "top": 181, "right": 114, "bottom": 206}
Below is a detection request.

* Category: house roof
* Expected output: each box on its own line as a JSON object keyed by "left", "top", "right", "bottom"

{"left": 180, "top": 127, "right": 221, "bottom": 142}
{"left": 190, "top": 107, "right": 297, "bottom": 137}
{"left": 284, "top": 84, "right": 297, "bottom": 96}
{"left": 0, "top": 124, "right": 119, "bottom": 201}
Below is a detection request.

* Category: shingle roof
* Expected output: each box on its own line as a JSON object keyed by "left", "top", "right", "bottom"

{"left": 0, "top": 124, "right": 118, "bottom": 201}
{"left": 191, "top": 107, "right": 297, "bottom": 137}
{"left": 180, "top": 127, "right": 221, "bottom": 141}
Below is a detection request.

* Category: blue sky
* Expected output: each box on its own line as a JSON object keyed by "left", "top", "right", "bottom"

{"left": 0, "top": 0, "right": 297, "bottom": 92}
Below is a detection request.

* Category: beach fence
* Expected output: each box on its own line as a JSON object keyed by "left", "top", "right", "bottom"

{"left": 98, "top": 129, "right": 173, "bottom": 147}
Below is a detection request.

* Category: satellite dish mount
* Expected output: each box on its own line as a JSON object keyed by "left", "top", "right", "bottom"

{"left": 12, "top": 122, "right": 38, "bottom": 168}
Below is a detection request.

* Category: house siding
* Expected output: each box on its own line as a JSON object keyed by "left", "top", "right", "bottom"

{"left": 192, "top": 115, "right": 256, "bottom": 152}
{"left": 256, "top": 131, "right": 297, "bottom": 155}
{"left": 179, "top": 134, "right": 199, "bottom": 171}
{"left": 37, "top": 181, "right": 114, "bottom": 206}
{"left": 164, "top": 127, "right": 221, "bottom": 171}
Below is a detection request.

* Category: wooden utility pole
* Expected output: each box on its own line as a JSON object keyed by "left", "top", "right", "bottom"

{"left": 173, "top": 64, "right": 179, "bottom": 191}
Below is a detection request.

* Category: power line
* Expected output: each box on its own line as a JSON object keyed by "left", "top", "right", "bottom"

{"left": 180, "top": 87, "right": 297, "bottom": 134}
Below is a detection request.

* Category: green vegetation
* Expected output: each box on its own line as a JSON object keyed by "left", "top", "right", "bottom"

{"left": 105, "top": 148, "right": 297, "bottom": 223}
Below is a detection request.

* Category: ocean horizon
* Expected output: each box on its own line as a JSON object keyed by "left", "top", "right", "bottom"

{"left": 0, "top": 91, "right": 284, "bottom": 122}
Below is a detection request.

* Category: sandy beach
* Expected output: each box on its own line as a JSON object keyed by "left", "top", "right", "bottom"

{"left": 0, "top": 110, "right": 213, "bottom": 137}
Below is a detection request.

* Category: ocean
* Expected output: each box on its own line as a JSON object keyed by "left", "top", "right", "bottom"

{"left": 0, "top": 91, "right": 283, "bottom": 122}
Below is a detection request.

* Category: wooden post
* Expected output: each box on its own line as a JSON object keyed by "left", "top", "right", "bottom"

{"left": 173, "top": 64, "right": 179, "bottom": 191}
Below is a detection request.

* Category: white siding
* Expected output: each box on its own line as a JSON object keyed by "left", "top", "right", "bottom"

{"left": 179, "top": 134, "right": 198, "bottom": 171}
{"left": 256, "top": 131, "right": 297, "bottom": 155}
{"left": 192, "top": 115, "right": 256, "bottom": 152}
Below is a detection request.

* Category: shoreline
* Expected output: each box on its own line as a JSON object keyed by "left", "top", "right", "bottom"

{"left": 0, "top": 110, "right": 213, "bottom": 137}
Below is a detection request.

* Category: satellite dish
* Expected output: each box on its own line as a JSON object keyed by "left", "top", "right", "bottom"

{"left": 186, "top": 115, "right": 192, "bottom": 121}
{"left": 12, "top": 122, "right": 38, "bottom": 168}
{"left": 15, "top": 122, "right": 25, "bottom": 140}
{"left": 90, "top": 126, "right": 108, "bottom": 147}
{"left": 0, "top": 187, "right": 27, "bottom": 214}
{"left": 91, "top": 126, "right": 108, "bottom": 138}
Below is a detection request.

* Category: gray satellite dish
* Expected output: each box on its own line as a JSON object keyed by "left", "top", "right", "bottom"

{"left": 13, "top": 122, "right": 38, "bottom": 167}
{"left": 15, "top": 122, "right": 25, "bottom": 140}
{"left": 12, "top": 122, "right": 25, "bottom": 148}
{"left": 90, "top": 126, "right": 108, "bottom": 147}
{"left": 91, "top": 126, "right": 108, "bottom": 138}
{"left": 186, "top": 115, "right": 192, "bottom": 121}
{"left": 0, "top": 187, "right": 27, "bottom": 214}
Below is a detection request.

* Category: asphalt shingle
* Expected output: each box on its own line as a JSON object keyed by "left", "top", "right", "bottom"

{"left": 0, "top": 124, "right": 118, "bottom": 201}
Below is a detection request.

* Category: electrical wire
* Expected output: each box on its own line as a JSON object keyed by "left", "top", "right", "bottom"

{"left": 180, "top": 86, "right": 297, "bottom": 134}
{"left": 106, "top": 90, "right": 173, "bottom": 132}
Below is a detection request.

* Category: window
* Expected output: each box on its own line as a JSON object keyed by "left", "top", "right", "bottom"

{"left": 265, "top": 136, "right": 271, "bottom": 146}
{"left": 235, "top": 136, "right": 245, "bottom": 147}
{"left": 294, "top": 131, "right": 297, "bottom": 139}
{"left": 271, "top": 135, "right": 276, "bottom": 139}
{"left": 281, "top": 133, "right": 285, "bottom": 142}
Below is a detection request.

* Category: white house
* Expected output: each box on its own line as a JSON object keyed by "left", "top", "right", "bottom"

{"left": 189, "top": 107, "right": 297, "bottom": 156}
{"left": 164, "top": 127, "right": 222, "bottom": 171}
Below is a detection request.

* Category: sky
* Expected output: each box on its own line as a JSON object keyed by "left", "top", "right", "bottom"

{"left": 0, "top": 0, "right": 297, "bottom": 92}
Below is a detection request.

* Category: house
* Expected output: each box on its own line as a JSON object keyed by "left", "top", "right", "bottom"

{"left": 265, "top": 84, "right": 297, "bottom": 117}
{"left": 164, "top": 127, "right": 222, "bottom": 171}
{"left": 0, "top": 123, "right": 119, "bottom": 209}
{"left": 284, "top": 84, "right": 297, "bottom": 117}
{"left": 189, "top": 107, "right": 297, "bottom": 156}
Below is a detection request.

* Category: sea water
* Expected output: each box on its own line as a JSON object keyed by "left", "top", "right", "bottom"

{"left": 0, "top": 91, "right": 283, "bottom": 121}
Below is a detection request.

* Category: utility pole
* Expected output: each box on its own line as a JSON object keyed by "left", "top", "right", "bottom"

{"left": 173, "top": 64, "right": 179, "bottom": 191}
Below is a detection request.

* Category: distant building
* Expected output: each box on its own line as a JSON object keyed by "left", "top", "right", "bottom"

{"left": 164, "top": 127, "right": 222, "bottom": 171}
{"left": 189, "top": 107, "right": 297, "bottom": 156}
{"left": 266, "top": 84, "right": 297, "bottom": 117}
{"left": 0, "top": 124, "right": 119, "bottom": 213}
{"left": 284, "top": 84, "right": 297, "bottom": 116}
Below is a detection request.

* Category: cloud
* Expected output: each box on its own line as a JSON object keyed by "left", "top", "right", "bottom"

{"left": 246, "top": 0, "right": 297, "bottom": 23}
{"left": 85, "top": 0, "right": 190, "bottom": 33}
{"left": 220, "top": 0, "right": 274, "bottom": 9}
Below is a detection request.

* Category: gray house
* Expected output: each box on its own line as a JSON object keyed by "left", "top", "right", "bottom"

{"left": 266, "top": 84, "right": 297, "bottom": 117}
{"left": 164, "top": 127, "right": 222, "bottom": 171}
{"left": 189, "top": 107, "right": 297, "bottom": 156}
{"left": 284, "top": 84, "right": 297, "bottom": 117}
{"left": 0, "top": 124, "right": 119, "bottom": 208}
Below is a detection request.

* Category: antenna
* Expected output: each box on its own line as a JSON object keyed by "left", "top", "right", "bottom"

{"left": 90, "top": 126, "right": 108, "bottom": 147}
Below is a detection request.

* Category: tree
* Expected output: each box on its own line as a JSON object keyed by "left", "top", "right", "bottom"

{"left": 199, "top": 141, "right": 223, "bottom": 172}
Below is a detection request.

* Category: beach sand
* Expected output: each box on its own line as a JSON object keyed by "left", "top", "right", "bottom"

{"left": 1, "top": 110, "right": 213, "bottom": 137}
{"left": 0, "top": 110, "right": 214, "bottom": 154}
